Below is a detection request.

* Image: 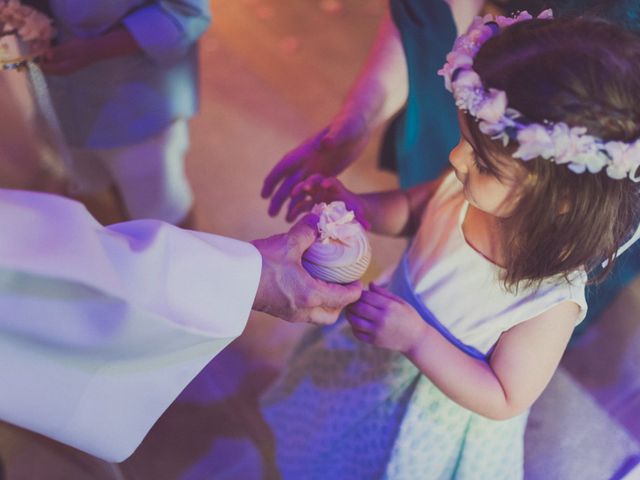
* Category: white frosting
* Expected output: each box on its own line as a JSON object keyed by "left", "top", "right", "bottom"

{"left": 303, "top": 202, "right": 371, "bottom": 283}
{"left": 312, "top": 201, "right": 363, "bottom": 244}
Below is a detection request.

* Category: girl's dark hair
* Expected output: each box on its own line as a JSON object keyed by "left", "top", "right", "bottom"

{"left": 464, "top": 17, "right": 640, "bottom": 289}
{"left": 499, "top": 0, "right": 640, "bottom": 34}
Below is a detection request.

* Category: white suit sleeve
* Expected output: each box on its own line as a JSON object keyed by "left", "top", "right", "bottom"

{"left": 0, "top": 189, "right": 261, "bottom": 462}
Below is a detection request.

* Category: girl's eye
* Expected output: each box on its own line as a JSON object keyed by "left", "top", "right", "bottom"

{"left": 473, "top": 153, "right": 491, "bottom": 175}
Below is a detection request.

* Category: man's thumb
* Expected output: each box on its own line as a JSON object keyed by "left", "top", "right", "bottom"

{"left": 288, "top": 213, "right": 319, "bottom": 251}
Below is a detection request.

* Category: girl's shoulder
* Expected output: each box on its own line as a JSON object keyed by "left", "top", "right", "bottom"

{"left": 432, "top": 170, "right": 463, "bottom": 200}
{"left": 506, "top": 270, "right": 589, "bottom": 332}
{"left": 421, "top": 170, "right": 464, "bottom": 216}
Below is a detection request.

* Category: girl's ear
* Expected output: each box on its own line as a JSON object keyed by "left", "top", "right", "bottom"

{"left": 558, "top": 202, "right": 570, "bottom": 215}
{"left": 557, "top": 193, "right": 571, "bottom": 215}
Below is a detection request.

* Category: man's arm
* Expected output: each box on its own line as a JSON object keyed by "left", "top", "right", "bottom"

{"left": 42, "top": 0, "right": 211, "bottom": 74}
{"left": 122, "top": 0, "right": 211, "bottom": 63}
{"left": 0, "top": 189, "right": 360, "bottom": 461}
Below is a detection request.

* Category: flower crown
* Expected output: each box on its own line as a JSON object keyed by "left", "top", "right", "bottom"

{"left": 0, "top": 0, "right": 55, "bottom": 71}
{"left": 438, "top": 10, "right": 640, "bottom": 182}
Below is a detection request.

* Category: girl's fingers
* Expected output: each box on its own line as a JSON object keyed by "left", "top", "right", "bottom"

{"left": 345, "top": 310, "right": 374, "bottom": 333}
{"left": 369, "top": 282, "right": 404, "bottom": 303}
{"left": 348, "top": 300, "right": 382, "bottom": 320}
{"left": 358, "top": 290, "right": 392, "bottom": 309}
{"left": 287, "top": 182, "right": 316, "bottom": 221}
{"left": 287, "top": 199, "right": 316, "bottom": 222}
{"left": 291, "top": 174, "right": 330, "bottom": 199}
{"left": 287, "top": 187, "right": 309, "bottom": 216}
{"left": 321, "top": 177, "right": 339, "bottom": 189}
{"left": 351, "top": 328, "right": 373, "bottom": 344}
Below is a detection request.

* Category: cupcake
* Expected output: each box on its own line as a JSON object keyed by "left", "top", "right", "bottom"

{"left": 302, "top": 201, "right": 371, "bottom": 283}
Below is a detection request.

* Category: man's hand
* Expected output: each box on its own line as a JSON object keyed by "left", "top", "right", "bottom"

{"left": 41, "top": 28, "right": 141, "bottom": 76}
{"left": 41, "top": 38, "right": 96, "bottom": 75}
{"left": 251, "top": 214, "right": 363, "bottom": 324}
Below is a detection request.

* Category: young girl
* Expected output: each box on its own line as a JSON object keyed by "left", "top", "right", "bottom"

{"left": 260, "top": 11, "right": 640, "bottom": 479}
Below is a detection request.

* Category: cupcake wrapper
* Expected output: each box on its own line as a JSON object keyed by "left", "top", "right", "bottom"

{"left": 303, "top": 246, "right": 371, "bottom": 284}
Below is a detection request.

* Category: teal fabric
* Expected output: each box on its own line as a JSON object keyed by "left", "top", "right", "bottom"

{"left": 381, "top": 0, "right": 460, "bottom": 189}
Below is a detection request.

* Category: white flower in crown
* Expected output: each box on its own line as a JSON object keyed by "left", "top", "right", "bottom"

{"left": 479, "top": 108, "right": 520, "bottom": 146}
{"left": 476, "top": 89, "right": 507, "bottom": 123}
{"left": 605, "top": 141, "right": 640, "bottom": 180}
{"left": 514, "top": 124, "right": 555, "bottom": 161}
{"left": 546, "top": 124, "right": 605, "bottom": 174}
{"left": 440, "top": 8, "right": 640, "bottom": 182}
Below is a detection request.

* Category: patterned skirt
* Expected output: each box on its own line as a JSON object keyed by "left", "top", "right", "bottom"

{"left": 260, "top": 319, "right": 528, "bottom": 479}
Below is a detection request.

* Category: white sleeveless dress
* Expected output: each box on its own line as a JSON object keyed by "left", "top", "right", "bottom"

{"left": 261, "top": 173, "right": 587, "bottom": 479}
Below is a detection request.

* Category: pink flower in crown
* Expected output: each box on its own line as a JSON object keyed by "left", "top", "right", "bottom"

{"left": 537, "top": 9, "right": 554, "bottom": 20}
{"left": 439, "top": 50, "right": 474, "bottom": 91}
{"left": 467, "top": 23, "right": 495, "bottom": 46}
{"left": 452, "top": 70, "right": 484, "bottom": 113}
{"left": 605, "top": 141, "right": 640, "bottom": 180}
{"left": 513, "top": 124, "right": 555, "bottom": 160}
{"left": 495, "top": 11, "right": 536, "bottom": 28}
{"left": 452, "top": 15, "right": 494, "bottom": 55}
{"left": 515, "top": 11, "right": 534, "bottom": 21}
{"left": 452, "top": 69, "right": 482, "bottom": 92}
{"left": 476, "top": 89, "right": 507, "bottom": 124}
{"left": 495, "top": 15, "right": 517, "bottom": 28}
{"left": 464, "top": 15, "right": 492, "bottom": 40}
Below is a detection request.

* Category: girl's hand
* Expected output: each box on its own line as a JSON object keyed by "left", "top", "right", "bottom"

{"left": 261, "top": 113, "right": 371, "bottom": 218}
{"left": 345, "top": 283, "right": 427, "bottom": 353}
{"left": 287, "top": 174, "right": 371, "bottom": 229}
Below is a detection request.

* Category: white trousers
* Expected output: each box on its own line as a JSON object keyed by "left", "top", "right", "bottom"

{"left": 68, "top": 119, "right": 193, "bottom": 224}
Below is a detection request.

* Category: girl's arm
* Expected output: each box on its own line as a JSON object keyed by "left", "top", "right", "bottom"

{"left": 348, "top": 284, "right": 579, "bottom": 420}
{"left": 405, "top": 301, "right": 578, "bottom": 419}
{"left": 289, "top": 174, "right": 445, "bottom": 237}
{"left": 43, "top": 1, "right": 210, "bottom": 75}
{"left": 360, "top": 173, "right": 446, "bottom": 236}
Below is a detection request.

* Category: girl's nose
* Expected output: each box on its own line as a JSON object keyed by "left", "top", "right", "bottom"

{"left": 449, "top": 138, "right": 469, "bottom": 173}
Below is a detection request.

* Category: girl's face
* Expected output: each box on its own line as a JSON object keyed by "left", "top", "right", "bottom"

{"left": 449, "top": 118, "right": 523, "bottom": 218}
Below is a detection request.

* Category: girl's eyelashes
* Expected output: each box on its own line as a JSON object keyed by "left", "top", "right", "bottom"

{"left": 472, "top": 152, "right": 491, "bottom": 175}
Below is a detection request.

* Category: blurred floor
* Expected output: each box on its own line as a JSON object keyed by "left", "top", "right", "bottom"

{"left": 0, "top": 1, "right": 639, "bottom": 479}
